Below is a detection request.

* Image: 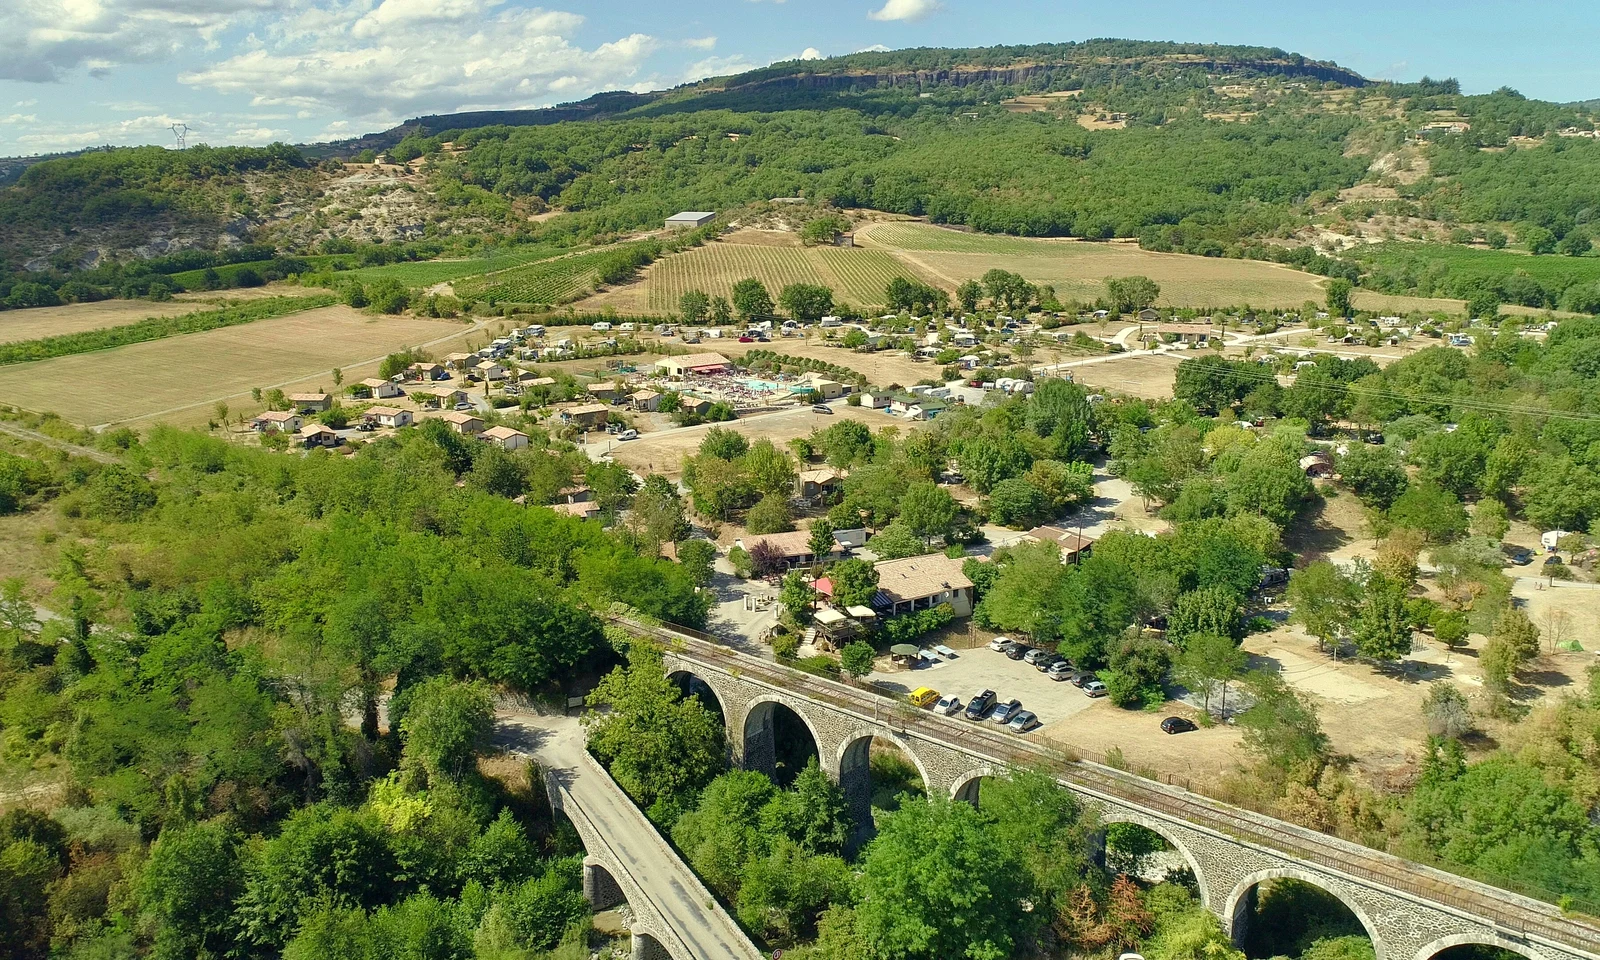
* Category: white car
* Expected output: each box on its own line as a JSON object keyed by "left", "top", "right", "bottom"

{"left": 932, "top": 694, "right": 963, "bottom": 716}
{"left": 616, "top": 429, "right": 639, "bottom": 441}
{"left": 987, "top": 636, "right": 1013, "bottom": 653}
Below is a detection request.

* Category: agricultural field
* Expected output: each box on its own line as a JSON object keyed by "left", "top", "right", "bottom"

{"left": 0, "top": 305, "right": 470, "bottom": 429}
{"left": 455, "top": 245, "right": 642, "bottom": 304}
{"left": 1348, "top": 241, "right": 1600, "bottom": 288}
{"left": 640, "top": 235, "right": 933, "bottom": 311}
{"left": 858, "top": 222, "right": 1332, "bottom": 307}
{"left": 337, "top": 244, "right": 571, "bottom": 286}
{"left": 0, "top": 299, "right": 212, "bottom": 344}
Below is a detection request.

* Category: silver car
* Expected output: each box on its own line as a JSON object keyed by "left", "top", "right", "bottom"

{"left": 1007, "top": 710, "right": 1040, "bottom": 733}
{"left": 990, "top": 699, "right": 1023, "bottom": 724}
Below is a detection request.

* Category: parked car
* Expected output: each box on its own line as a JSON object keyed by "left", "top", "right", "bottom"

{"left": 987, "top": 636, "right": 1014, "bottom": 653}
{"left": 617, "top": 429, "right": 639, "bottom": 441}
{"left": 933, "top": 694, "right": 963, "bottom": 717}
{"left": 738, "top": 335, "right": 754, "bottom": 343}
{"left": 812, "top": 404, "right": 833, "bottom": 414}
{"left": 1035, "top": 654, "right": 1064, "bottom": 673}
{"left": 990, "top": 699, "right": 1023, "bottom": 724}
{"left": 1069, "top": 671, "right": 1094, "bottom": 688}
{"left": 1007, "top": 710, "right": 1040, "bottom": 733}
{"left": 1160, "top": 717, "right": 1198, "bottom": 735}
{"left": 1502, "top": 545, "right": 1534, "bottom": 566}
{"left": 965, "top": 689, "right": 997, "bottom": 720}
{"left": 1083, "top": 680, "right": 1108, "bottom": 698}
{"left": 1021, "top": 648, "right": 1050, "bottom": 666}
{"left": 453, "top": 401, "right": 475, "bottom": 411}
{"left": 908, "top": 687, "right": 940, "bottom": 708}
{"left": 1005, "top": 644, "right": 1032, "bottom": 661}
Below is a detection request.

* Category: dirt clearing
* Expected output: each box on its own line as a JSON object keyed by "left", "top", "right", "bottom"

{"left": 601, "top": 404, "right": 908, "bottom": 480}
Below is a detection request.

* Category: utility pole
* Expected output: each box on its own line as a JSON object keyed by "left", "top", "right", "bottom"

{"left": 169, "top": 123, "right": 189, "bottom": 150}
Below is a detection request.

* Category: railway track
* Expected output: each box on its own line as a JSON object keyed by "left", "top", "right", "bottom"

{"left": 624, "top": 618, "right": 1600, "bottom": 954}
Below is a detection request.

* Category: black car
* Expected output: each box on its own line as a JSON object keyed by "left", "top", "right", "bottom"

{"left": 1160, "top": 717, "right": 1198, "bottom": 735}
{"left": 1005, "top": 644, "right": 1032, "bottom": 661}
{"left": 1035, "top": 654, "right": 1065, "bottom": 673}
{"left": 965, "top": 689, "right": 997, "bottom": 720}
{"left": 1502, "top": 545, "right": 1533, "bottom": 566}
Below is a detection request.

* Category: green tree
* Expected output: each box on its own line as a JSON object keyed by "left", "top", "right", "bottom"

{"left": 840, "top": 641, "right": 876, "bottom": 678}
{"left": 1325, "top": 278, "right": 1353, "bottom": 317}
{"left": 747, "top": 493, "right": 795, "bottom": 534}
{"left": 398, "top": 676, "right": 494, "bottom": 783}
{"left": 710, "top": 295, "right": 733, "bottom": 324}
{"left": 584, "top": 644, "right": 726, "bottom": 812}
{"left": 853, "top": 796, "right": 1035, "bottom": 960}
{"left": 779, "top": 283, "right": 835, "bottom": 323}
{"left": 732, "top": 277, "right": 774, "bottom": 319}
{"left": 1224, "top": 444, "right": 1312, "bottom": 526}
{"left": 1558, "top": 230, "right": 1592, "bottom": 257}
{"left": 956, "top": 280, "right": 983, "bottom": 313}
{"left": 677, "top": 538, "right": 717, "bottom": 588}
{"left": 808, "top": 519, "right": 836, "bottom": 561}
{"left": 840, "top": 328, "right": 868, "bottom": 349}
{"left": 1422, "top": 682, "right": 1474, "bottom": 739}
{"left": 1524, "top": 225, "right": 1558, "bottom": 254}
{"left": 140, "top": 821, "right": 245, "bottom": 958}
{"left": 699, "top": 426, "right": 749, "bottom": 461}
{"left": 679, "top": 289, "right": 711, "bottom": 323}
{"left": 1105, "top": 275, "right": 1161, "bottom": 313}
{"left": 1352, "top": 574, "right": 1414, "bottom": 664}
{"left": 1238, "top": 671, "right": 1329, "bottom": 784}
{"left": 868, "top": 522, "right": 925, "bottom": 561}
{"left": 981, "top": 768, "right": 1101, "bottom": 913}
{"left": 1338, "top": 444, "right": 1409, "bottom": 509}
{"left": 780, "top": 571, "right": 816, "bottom": 623}
{"left": 829, "top": 558, "right": 880, "bottom": 608}
{"left": 1388, "top": 482, "right": 1469, "bottom": 542}
{"left": 1175, "top": 632, "right": 1249, "bottom": 719}
{"left": 899, "top": 481, "right": 959, "bottom": 546}
{"left": 1168, "top": 586, "right": 1245, "bottom": 646}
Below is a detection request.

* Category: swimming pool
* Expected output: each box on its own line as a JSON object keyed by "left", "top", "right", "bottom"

{"left": 742, "top": 378, "right": 812, "bottom": 393}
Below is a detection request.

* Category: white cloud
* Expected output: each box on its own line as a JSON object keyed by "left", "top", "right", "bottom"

{"left": 681, "top": 55, "right": 760, "bottom": 84}
{"left": 867, "top": 0, "right": 941, "bottom": 22}
{"left": 685, "top": 36, "right": 717, "bottom": 51}
{"left": 1, "top": 0, "right": 279, "bottom": 82}
{"left": 855, "top": 43, "right": 891, "bottom": 53}
{"left": 797, "top": 47, "right": 823, "bottom": 60}
{"left": 180, "top": 1, "right": 660, "bottom": 122}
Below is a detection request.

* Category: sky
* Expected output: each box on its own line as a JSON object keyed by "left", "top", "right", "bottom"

{"left": 3, "top": 0, "right": 1599, "bottom": 157}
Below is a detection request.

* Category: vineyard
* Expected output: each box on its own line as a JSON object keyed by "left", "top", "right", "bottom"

{"left": 455, "top": 243, "right": 657, "bottom": 304}
{"left": 644, "top": 242, "right": 928, "bottom": 311}
{"left": 859, "top": 222, "right": 1075, "bottom": 256}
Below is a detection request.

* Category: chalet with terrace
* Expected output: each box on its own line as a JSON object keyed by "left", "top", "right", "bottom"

{"left": 355, "top": 378, "right": 404, "bottom": 399}
{"left": 1020, "top": 524, "right": 1096, "bottom": 564}
{"left": 440, "top": 411, "right": 485, "bottom": 435}
{"left": 253, "top": 410, "right": 303, "bottom": 433}
{"left": 656, "top": 352, "right": 733, "bottom": 378}
{"left": 288, "top": 392, "right": 332, "bottom": 414}
{"left": 872, "top": 552, "right": 976, "bottom": 617}
{"left": 480, "top": 426, "right": 530, "bottom": 451}
{"left": 364, "top": 406, "right": 413, "bottom": 429}
{"left": 556, "top": 403, "right": 610, "bottom": 429}
{"left": 298, "top": 423, "right": 340, "bottom": 448}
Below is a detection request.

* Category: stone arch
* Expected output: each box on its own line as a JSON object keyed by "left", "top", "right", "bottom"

{"left": 666, "top": 669, "right": 726, "bottom": 725}
{"left": 630, "top": 927, "right": 673, "bottom": 960}
{"left": 1224, "top": 867, "right": 1383, "bottom": 960}
{"left": 949, "top": 765, "right": 1000, "bottom": 807}
{"left": 582, "top": 857, "right": 626, "bottom": 911}
{"left": 1413, "top": 934, "right": 1553, "bottom": 960}
{"left": 1097, "top": 812, "right": 1210, "bottom": 908}
{"left": 837, "top": 727, "right": 933, "bottom": 830}
{"left": 742, "top": 695, "right": 824, "bottom": 786}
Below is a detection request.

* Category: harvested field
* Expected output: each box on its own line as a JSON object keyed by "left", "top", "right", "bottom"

{"left": 727, "top": 337, "right": 941, "bottom": 388}
{"left": 1064, "top": 353, "right": 1184, "bottom": 399}
{"left": 1351, "top": 289, "right": 1572, "bottom": 319}
{"left": 0, "top": 299, "right": 212, "bottom": 344}
{"left": 859, "top": 222, "right": 1330, "bottom": 308}
{"left": 0, "top": 306, "right": 469, "bottom": 429}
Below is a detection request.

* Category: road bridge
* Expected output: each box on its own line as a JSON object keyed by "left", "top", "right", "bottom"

{"left": 631, "top": 619, "right": 1600, "bottom": 960}
{"left": 494, "top": 711, "right": 763, "bottom": 960}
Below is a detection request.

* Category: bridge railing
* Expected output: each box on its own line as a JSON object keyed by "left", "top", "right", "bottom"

{"left": 627, "top": 617, "right": 1600, "bottom": 955}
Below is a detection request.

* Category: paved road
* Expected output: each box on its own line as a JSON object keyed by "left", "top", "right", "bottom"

{"left": 494, "top": 712, "right": 762, "bottom": 960}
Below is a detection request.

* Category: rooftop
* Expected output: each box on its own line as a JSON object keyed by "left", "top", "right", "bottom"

{"left": 481, "top": 426, "right": 528, "bottom": 441}
{"left": 873, "top": 552, "right": 975, "bottom": 603}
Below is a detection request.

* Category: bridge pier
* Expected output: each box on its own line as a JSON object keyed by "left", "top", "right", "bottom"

{"left": 583, "top": 859, "right": 626, "bottom": 911}
{"left": 631, "top": 930, "right": 672, "bottom": 960}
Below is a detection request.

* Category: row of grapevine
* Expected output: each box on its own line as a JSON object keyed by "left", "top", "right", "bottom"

{"left": 456, "top": 243, "right": 656, "bottom": 304}
{"left": 644, "top": 243, "right": 928, "bottom": 310}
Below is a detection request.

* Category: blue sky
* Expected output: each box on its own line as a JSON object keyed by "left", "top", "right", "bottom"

{"left": 3, "top": 0, "right": 1597, "bottom": 157}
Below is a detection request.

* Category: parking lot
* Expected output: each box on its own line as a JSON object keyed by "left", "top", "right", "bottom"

{"left": 866, "top": 642, "right": 1103, "bottom": 730}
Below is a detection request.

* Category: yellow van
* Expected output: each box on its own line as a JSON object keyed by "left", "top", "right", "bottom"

{"left": 908, "top": 687, "right": 940, "bottom": 709}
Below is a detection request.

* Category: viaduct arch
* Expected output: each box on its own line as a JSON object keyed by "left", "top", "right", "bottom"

{"left": 645, "top": 626, "right": 1600, "bottom": 960}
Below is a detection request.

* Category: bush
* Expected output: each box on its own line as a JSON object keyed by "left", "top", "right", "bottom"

{"left": 882, "top": 604, "right": 955, "bottom": 644}
{"left": 746, "top": 493, "right": 795, "bottom": 535}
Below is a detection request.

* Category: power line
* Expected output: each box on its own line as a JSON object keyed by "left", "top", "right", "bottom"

{"left": 170, "top": 123, "right": 188, "bottom": 150}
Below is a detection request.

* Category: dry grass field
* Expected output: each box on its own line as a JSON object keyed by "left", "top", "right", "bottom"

{"left": 859, "top": 222, "right": 1330, "bottom": 308}
{"left": 604, "top": 403, "right": 901, "bottom": 481}
{"left": 0, "top": 306, "right": 470, "bottom": 429}
{"left": 0, "top": 300, "right": 214, "bottom": 344}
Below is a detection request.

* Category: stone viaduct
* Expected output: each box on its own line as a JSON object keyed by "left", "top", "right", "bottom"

{"left": 625, "top": 621, "right": 1600, "bottom": 960}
